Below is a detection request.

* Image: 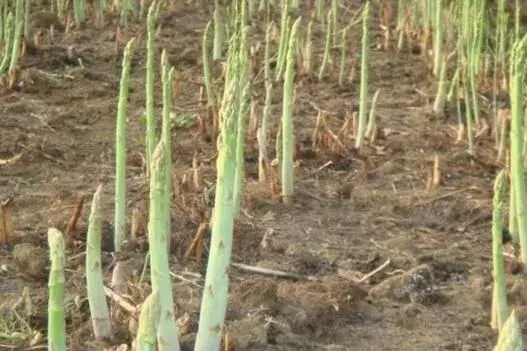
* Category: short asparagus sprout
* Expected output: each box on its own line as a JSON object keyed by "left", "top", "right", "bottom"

{"left": 493, "top": 310, "right": 523, "bottom": 351}
{"left": 491, "top": 170, "right": 508, "bottom": 332}
{"left": 86, "top": 185, "right": 113, "bottom": 340}
{"left": 47, "top": 228, "right": 66, "bottom": 351}
{"left": 355, "top": 2, "right": 370, "bottom": 149}
{"left": 148, "top": 142, "right": 180, "bottom": 350}
{"left": 135, "top": 291, "right": 161, "bottom": 351}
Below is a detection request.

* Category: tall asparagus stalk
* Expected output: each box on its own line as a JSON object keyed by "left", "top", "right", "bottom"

{"left": 195, "top": 16, "right": 244, "bottom": 349}
{"left": 509, "top": 35, "right": 527, "bottom": 269}
{"left": 148, "top": 142, "right": 180, "bottom": 351}
{"left": 281, "top": 17, "right": 302, "bottom": 204}
{"left": 114, "top": 38, "right": 135, "bottom": 252}
{"left": 233, "top": 4, "right": 249, "bottom": 217}
{"left": 9, "top": 0, "right": 24, "bottom": 71}
{"left": 161, "top": 50, "right": 174, "bottom": 251}
{"left": 145, "top": 1, "right": 158, "bottom": 176}
{"left": 355, "top": 2, "right": 370, "bottom": 149}
{"left": 491, "top": 170, "right": 508, "bottom": 331}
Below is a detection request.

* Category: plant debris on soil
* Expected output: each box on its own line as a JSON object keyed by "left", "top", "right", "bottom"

{"left": 0, "top": 0, "right": 522, "bottom": 350}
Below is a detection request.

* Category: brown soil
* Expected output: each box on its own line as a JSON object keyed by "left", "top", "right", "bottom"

{"left": 0, "top": 1, "right": 519, "bottom": 350}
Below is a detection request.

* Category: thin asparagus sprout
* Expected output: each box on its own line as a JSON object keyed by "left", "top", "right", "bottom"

{"left": 420, "top": 0, "right": 431, "bottom": 55}
{"left": 0, "top": 12, "right": 14, "bottom": 74}
{"left": 281, "top": 17, "right": 301, "bottom": 204}
{"left": 161, "top": 50, "right": 174, "bottom": 252}
{"left": 257, "top": 126, "right": 268, "bottom": 182}
{"left": 248, "top": 0, "right": 254, "bottom": 17}
{"left": 203, "top": 21, "right": 215, "bottom": 109}
{"left": 491, "top": 170, "right": 508, "bottom": 331}
{"left": 5, "top": 1, "right": 10, "bottom": 27}
{"left": 73, "top": 0, "right": 86, "bottom": 27}
{"left": 213, "top": 0, "right": 224, "bottom": 60}
{"left": 86, "top": 185, "right": 113, "bottom": 340}
{"left": 432, "top": 0, "right": 442, "bottom": 77}
{"left": 305, "top": 19, "right": 313, "bottom": 75}
{"left": 275, "top": 124, "right": 282, "bottom": 170}
{"left": 145, "top": 1, "right": 157, "bottom": 177}
{"left": 0, "top": 1, "right": 5, "bottom": 44}
{"left": 261, "top": 21, "right": 273, "bottom": 146}
{"left": 262, "top": 83, "right": 272, "bottom": 146}
{"left": 140, "top": 0, "right": 146, "bottom": 21}
{"left": 509, "top": 34, "right": 527, "bottom": 269}
{"left": 443, "top": 2, "right": 456, "bottom": 51}
{"left": 153, "top": 0, "right": 163, "bottom": 19}
{"left": 57, "top": 0, "right": 66, "bottom": 15}
{"left": 9, "top": 0, "right": 23, "bottom": 71}
{"left": 9, "top": 20, "right": 22, "bottom": 70}
{"left": 497, "top": 113, "right": 508, "bottom": 162}
{"left": 318, "top": 8, "right": 332, "bottom": 80}
{"left": 114, "top": 38, "right": 135, "bottom": 252}
{"left": 258, "top": 0, "right": 264, "bottom": 15}
{"left": 331, "top": 0, "right": 338, "bottom": 42}
{"left": 264, "top": 21, "right": 273, "bottom": 85}
{"left": 276, "top": 15, "right": 291, "bottom": 81}
{"left": 97, "top": 0, "right": 106, "bottom": 22}
{"left": 148, "top": 142, "right": 180, "bottom": 350}
{"left": 316, "top": 0, "right": 324, "bottom": 23}
{"left": 275, "top": 0, "right": 290, "bottom": 81}
{"left": 509, "top": 172, "right": 518, "bottom": 241}
{"left": 459, "top": 37, "right": 473, "bottom": 154}
{"left": 433, "top": 58, "right": 447, "bottom": 114}
{"left": 365, "top": 89, "right": 381, "bottom": 139}
{"left": 47, "top": 228, "right": 66, "bottom": 351}
{"left": 462, "top": 86, "right": 474, "bottom": 155}
{"left": 492, "top": 6, "right": 502, "bottom": 144}
{"left": 338, "top": 24, "right": 349, "bottom": 86}
{"left": 0, "top": 7, "right": 3, "bottom": 46}
{"left": 514, "top": 0, "right": 520, "bottom": 40}
{"left": 446, "top": 67, "right": 459, "bottom": 103}
{"left": 135, "top": 291, "right": 160, "bottom": 351}
{"left": 395, "top": 0, "right": 406, "bottom": 52}
{"left": 468, "top": 2, "right": 484, "bottom": 125}
{"left": 355, "top": 2, "right": 370, "bottom": 149}
{"left": 23, "top": 0, "right": 28, "bottom": 39}
{"left": 120, "top": 1, "right": 131, "bottom": 30}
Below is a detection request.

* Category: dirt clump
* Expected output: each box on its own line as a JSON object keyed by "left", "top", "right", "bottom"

{"left": 369, "top": 264, "right": 445, "bottom": 305}
{"left": 276, "top": 276, "right": 368, "bottom": 332}
{"left": 13, "top": 243, "right": 48, "bottom": 280}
